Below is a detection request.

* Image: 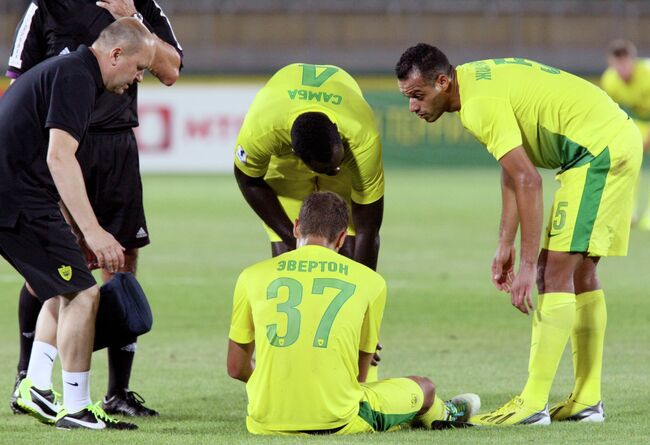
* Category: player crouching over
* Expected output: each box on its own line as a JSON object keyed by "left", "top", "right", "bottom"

{"left": 227, "top": 191, "right": 480, "bottom": 435}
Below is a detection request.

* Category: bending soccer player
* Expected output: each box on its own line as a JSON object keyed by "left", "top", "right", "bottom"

{"left": 7, "top": 0, "right": 182, "bottom": 417}
{"left": 1, "top": 18, "right": 155, "bottom": 430}
{"left": 233, "top": 63, "right": 384, "bottom": 270}
{"left": 396, "top": 44, "right": 642, "bottom": 425}
{"left": 227, "top": 191, "right": 479, "bottom": 435}
{"left": 601, "top": 39, "right": 650, "bottom": 230}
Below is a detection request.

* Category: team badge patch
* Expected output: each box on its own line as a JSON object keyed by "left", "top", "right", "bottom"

{"left": 58, "top": 265, "right": 72, "bottom": 281}
{"left": 236, "top": 145, "right": 247, "bottom": 164}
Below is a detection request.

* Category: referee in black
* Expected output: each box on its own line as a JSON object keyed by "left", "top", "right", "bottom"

{"left": 7, "top": 0, "right": 182, "bottom": 417}
{"left": 1, "top": 18, "right": 155, "bottom": 430}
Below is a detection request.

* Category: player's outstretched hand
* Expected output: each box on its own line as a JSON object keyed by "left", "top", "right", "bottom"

{"left": 96, "top": 0, "right": 137, "bottom": 19}
{"left": 83, "top": 226, "right": 125, "bottom": 273}
{"left": 510, "top": 265, "right": 535, "bottom": 315}
{"left": 492, "top": 243, "right": 516, "bottom": 292}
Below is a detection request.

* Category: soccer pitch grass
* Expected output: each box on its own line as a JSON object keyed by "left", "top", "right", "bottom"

{"left": 0, "top": 168, "right": 649, "bottom": 444}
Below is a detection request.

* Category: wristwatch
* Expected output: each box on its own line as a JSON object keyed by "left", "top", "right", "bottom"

{"left": 131, "top": 12, "right": 144, "bottom": 23}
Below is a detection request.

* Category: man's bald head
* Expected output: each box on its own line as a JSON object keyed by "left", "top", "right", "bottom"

{"left": 91, "top": 18, "right": 155, "bottom": 95}
{"left": 92, "top": 17, "right": 154, "bottom": 56}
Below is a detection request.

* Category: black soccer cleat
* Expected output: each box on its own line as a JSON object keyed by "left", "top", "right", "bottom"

{"left": 55, "top": 403, "right": 138, "bottom": 430}
{"left": 102, "top": 390, "right": 159, "bottom": 417}
{"left": 10, "top": 370, "right": 28, "bottom": 414}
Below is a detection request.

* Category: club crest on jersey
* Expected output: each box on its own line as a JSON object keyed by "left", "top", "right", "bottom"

{"left": 58, "top": 265, "right": 72, "bottom": 281}
{"left": 236, "top": 145, "right": 247, "bottom": 164}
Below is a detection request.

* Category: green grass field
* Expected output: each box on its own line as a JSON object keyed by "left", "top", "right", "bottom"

{"left": 0, "top": 169, "right": 649, "bottom": 444}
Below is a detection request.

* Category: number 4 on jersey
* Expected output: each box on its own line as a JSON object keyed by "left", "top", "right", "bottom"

{"left": 301, "top": 64, "right": 339, "bottom": 87}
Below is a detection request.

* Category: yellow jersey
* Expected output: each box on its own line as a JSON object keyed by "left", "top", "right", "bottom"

{"left": 229, "top": 245, "right": 387, "bottom": 433}
{"left": 457, "top": 58, "right": 630, "bottom": 169}
{"left": 234, "top": 63, "right": 384, "bottom": 205}
{"left": 601, "top": 59, "right": 650, "bottom": 122}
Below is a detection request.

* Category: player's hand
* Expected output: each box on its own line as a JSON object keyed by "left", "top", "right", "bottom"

{"left": 492, "top": 243, "right": 516, "bottom": 292}
{"left": 83, "top": 226, "right": 125, "bottom": 273}
{"left": 510, "top": 263, "right": 536, "bottom": 315}
{"left": 371, "top": 343, "right": 382, "bottom": 366}
{"left": 96, "top": 0, "right": 137, "bottom": 19}
{"left": 78, "top": 238, "right": 100, "bottom": 270}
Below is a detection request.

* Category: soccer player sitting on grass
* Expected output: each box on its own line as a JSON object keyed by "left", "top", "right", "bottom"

{"left": 395, "top": 44, "right": 642, "bottom": 426}
{"left": 227, "top": 191, "right": 479, "bottom": 435}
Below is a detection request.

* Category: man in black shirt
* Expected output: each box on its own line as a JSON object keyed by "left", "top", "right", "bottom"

{"left": 1, "top": 18, "right": 155, "bottom": 430}
{"left": 7, "top": 0, "right": 182, "bottom": 417}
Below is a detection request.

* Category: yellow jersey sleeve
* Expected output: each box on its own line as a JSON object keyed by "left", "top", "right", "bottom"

{"left": 359, "top": 280, "right": 386, "bottom": 353}
{"left": 461, "top": 96, "right": 523, "bottom": 160}
{"left": 234, "top": 126, "right": 276, "bottom": 178}
{"left": 228, "top": 270, "right": 255, "bottom": 344}
{"left": 349, "top": 133, "right": 385, "bottom": 205}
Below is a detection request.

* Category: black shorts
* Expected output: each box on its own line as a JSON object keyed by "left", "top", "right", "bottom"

{"left": 77, "top": 129, "right": 150, "bottom": 249}
{"left": 0, "top": 212, "right": 96, "bottom": 301}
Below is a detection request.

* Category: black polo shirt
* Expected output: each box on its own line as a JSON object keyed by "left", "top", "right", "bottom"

{"left": 6, "top": 0, "right": 183, "bottom": 131}
{"left": 0, "top": 45, "right": 103, "bottom": 227}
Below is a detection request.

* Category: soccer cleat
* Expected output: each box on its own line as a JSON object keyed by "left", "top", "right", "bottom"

{"left": 549, "top": 395, "right": 605, "bottom": 423}
{"left": 15, "top": 378, "right": 61, "bottom": 424}
{"left": 469, "top": 396, "right": 550, "bottom": 426}
{"left": 102, "top": 390, "right": 159, "bottom": 417}
{"left": 10, "top": 370, "right": 28, "bottom": 414}
{"left": 55, "top": 402, "right": 138, "bottom": 430}
{"left": 445, "top": 393, "right": 481, "bottom": 422}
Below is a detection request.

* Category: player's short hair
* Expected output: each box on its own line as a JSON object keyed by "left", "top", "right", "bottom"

{"left": 93, "top": 17, "right": 152, "bottom": 55}
{"left": 607, "top": 39, "right": 637, "bottom": 59}
{"left": 395, "top": 43, "right": 453, "bottom": 83}
{"left": 291, "top": 112, "right": 341, "bottom": 165}
{"left": 298, "top": 191, "right": 349, "bottom": 242}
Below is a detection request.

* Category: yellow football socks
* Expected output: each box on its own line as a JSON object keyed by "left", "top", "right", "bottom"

{"left": 416, "top": 395, "right": 449, "bottom": 428}
{"left": 570, "top": 289, "right": 606, "bottom": 405}
{"left": 520, "top": 292, "right": 576, "bottom": 410}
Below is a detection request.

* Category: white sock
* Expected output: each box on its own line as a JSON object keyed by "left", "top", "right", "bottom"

{"left": 62, "top": 370, "right": 91, "bottom": 413}
{"left": 26, "top": 341, "right": 57, "bottom": 390}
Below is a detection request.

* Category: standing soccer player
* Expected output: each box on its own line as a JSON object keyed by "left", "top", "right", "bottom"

{"left": 395, "top": 44, "right": 642, "bottom": 425}
{"left": 601, "top": 39, "right": 650, "bottom": 230}
{"left": 1, "top": 18, "right": 154, "bottom": 430}
{"left": 7, "top": 0, "right": 182, "bottom": 417}
{"left": 234, "top": 63, "right": 384, "bottom": 271}
{"left": 227, "top": 191, "right": 479, "bottom": 435}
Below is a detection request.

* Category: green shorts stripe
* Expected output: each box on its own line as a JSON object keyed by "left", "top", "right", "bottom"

{"left": 570, "top": 147, "right": 611, "bottom": 252}
{"left": 357, "top": 401, "right": 418, "bottom": 432}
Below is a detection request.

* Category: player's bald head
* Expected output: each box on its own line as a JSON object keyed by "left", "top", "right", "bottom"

{"left": 92, "top": 17, "right": 154, "bottom": 55}
{"left": 298, "top": 192, "right": 349, "bottom": 243}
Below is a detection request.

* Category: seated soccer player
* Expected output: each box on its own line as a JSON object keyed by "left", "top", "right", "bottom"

{"left": 227, "top": 191, "right": 480, "bottom": 435}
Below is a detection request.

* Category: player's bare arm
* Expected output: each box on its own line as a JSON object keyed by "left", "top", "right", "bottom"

{"left": 357, "top": 351, "right": 374, "bottom": 383}
{"left": 47, "top": 128, "right": 125, "bottom": 273}
{"left": 227, "top": 340, "right": 255, "bottom": 383}
{"left": 96, "top": 0, "right": 180, "bottom": 85}
{"left": 498, "top": 147, "right": 543, "bottom": 315}
{"left": 351, "top": 198, "right": 384, "bottom": 270}
{"left": 492, "top": 168, "right": 519, "bottom": 292}
{"left": 234, "top": 165, "right": 296, "bottom": 249}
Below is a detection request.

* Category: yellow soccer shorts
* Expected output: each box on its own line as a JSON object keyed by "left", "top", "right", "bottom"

{"left": 262, "top": 157, "right": 357, "bottom": 242}
{"left": 335, "top": 378, "right": 423, "bottom": 434}
{"left": 543, "top": 120, "right": 643, "bottom": 256}
{"left": 246, "top": 378, "right": 423, "bottom": 435}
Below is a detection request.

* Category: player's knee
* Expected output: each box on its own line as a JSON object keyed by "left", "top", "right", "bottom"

{"left": 408, "top": 376, "right": 435, "bottom": 412}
